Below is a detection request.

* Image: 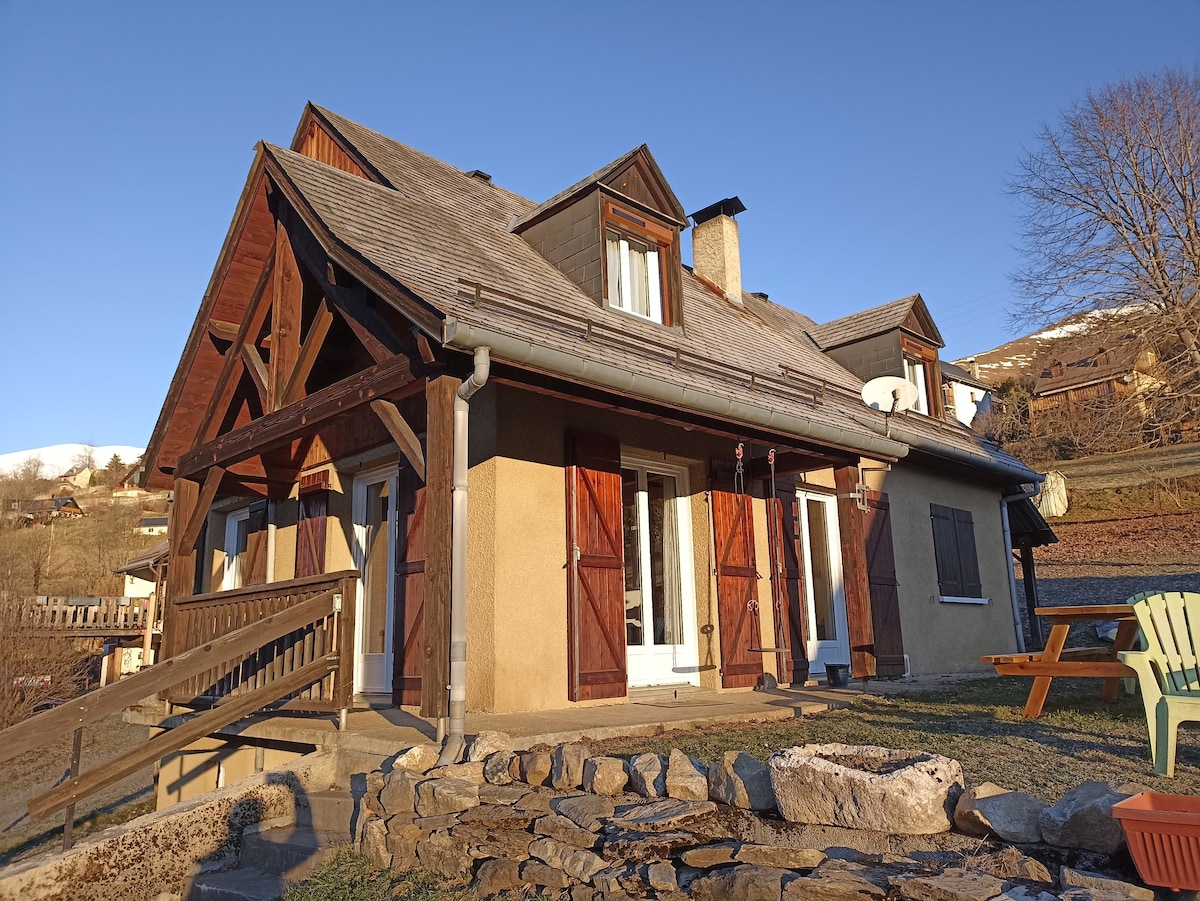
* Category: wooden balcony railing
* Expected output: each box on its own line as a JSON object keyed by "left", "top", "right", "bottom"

{"left": 164, "top": 570, "right": 358, "bottom": 715}
{"left": 17, "top": 596, "right": 159, "bottom": 636}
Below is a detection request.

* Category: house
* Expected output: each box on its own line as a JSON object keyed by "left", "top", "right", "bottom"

{"left": 940, "top": 361, "right": 992, "bottom": 428}
{"left": 59, "top": 465, "right": 94, "bottom": 490}
{"left": 138, "top": 516, "right": 169, "bottom": 535}
{"left": 959, "top": 310, "right": 1170, "bottom": 443}
{"left": 140, "top": 104, "right": 1047, "bottom": 746}
{"left": 19, "top": 496, "right": 84, "bottom": 524}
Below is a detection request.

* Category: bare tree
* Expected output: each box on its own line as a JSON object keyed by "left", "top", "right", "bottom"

{"left": 1011, "top": 69, "right": 1200, "bottom": 421}
{"left": 73, "top": 445, "right": 97, "bottom": 472}
{"left": 0, "top": 600, "right": 92, "bottom": 728}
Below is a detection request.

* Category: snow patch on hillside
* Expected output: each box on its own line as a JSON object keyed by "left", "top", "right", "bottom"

{"left": 0, "top": 444, "right": 145, "bottom": 478}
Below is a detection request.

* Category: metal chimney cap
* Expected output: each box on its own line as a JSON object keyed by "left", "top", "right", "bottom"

{"left": 689, "top": 196, "right": 746, "bottom": 225}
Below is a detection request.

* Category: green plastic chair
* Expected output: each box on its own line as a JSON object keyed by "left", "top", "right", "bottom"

{"left": 1119, "top": 591, "right": 1200, "bottom": 777}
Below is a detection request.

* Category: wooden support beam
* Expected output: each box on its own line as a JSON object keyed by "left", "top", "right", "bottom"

{"left": 197, "top": 246, "right": 277, "bottom": 444}
{"left": 835, "top": 465, "right": 876, "bottom": 680}
{"left": 371, "top": 399, "right": 425, "bottom": 483}
{"left": 207, "top": 319, "right": 241, "bottom": 344}
{"left": 420, "top": 375, "right": 456, "bottom": 719}
{"left": 416, "top": 332, "right": 438, "bottom": 365}
{"left": 283, "top": 299, "right": 333, "bottom": 405}
{"left": 240, "top": 343, "right": 270, "bottom": 408}
{"left": 270, "top": 213, "right": 304, "bottom": 411}
{"left": 179, "top": 466, "right": 225, "bottom": 552}
{"left": 163, "top": 478, "right": 199, "bottom": 659}
{"left": 29, "top": 655, "right": 338, "bottom": 820}
{"left": 749, "top": 450, "right": 850, "bottom": 481}
{"left": 178, "top": 353, "right": 425, "bottom": 479}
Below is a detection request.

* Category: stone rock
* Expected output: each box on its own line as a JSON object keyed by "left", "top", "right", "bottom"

{"left": 593, "top": 863, "right": 638, "bottom": 896}
{"left": 529, "top": 836, "right": 608, "bottom": 882}
{"left": 992, "top": 888, "right": 1058, "bottom": 901}
{"left": 478, "top": 783, "right": 527, "bottom": 806}
{"left": 364, "top": 769, "right": 387, "bottom": 817}
{"left": 476, "top": 857, "right": 524, "bottom": 897}
{"left": 954, "top": 782, "right": 1044, "bottom": 843}
{"left": 1060, "top": 867, "right": 1154, "bottom": 901}
{"left": 680, "top": 842, "right": 741, "bottom": 868}
{"left": 415, "top": 832, "right": 472, "bottom": 879}
{"left": 517, "top": 751, "right": 554, "bottom": 786}
{"left": 456, "top": 803, "right": 537, "bottom": 831}
{"left": 378, "top": 769, "right": 424, "bottom": 816}
{"left": 412, "top": 812, "right": 462, "bottom": 832}
{"left": 466, "top": 730, "right": 513, "bottom": 762}
{"left": 425, "top": 761, "right": 486, "bottom": 784}
{"left": 520, "top": 860, "right": 572, "bottom": 889}
{"left": 601, "top": 829, "right": 700, "bottom": 861}
{"left": 667, "top": 749, "right": 710, "bottom": 801}
{"left": 629, "top": 752, "right": 668, "bottom": 798}
{"left": 414, "top": 776, "right": 480, "bottom": 817}
{"left": 553, "top": 794, "right": 615, "bottom": 831}
{"left": 889, "top": 870, "right": 1006, "bottom": 901}
{"left": 769, "top": 744, "right": 962, "bottom": 834}
{"left": 583, "top": 756, "right": 629, "bottom": 795}
{"left": 1039, "top": 780, "right": 1147, "bottom": 853}
{"left": 736, "top": 844, "right": 827, "bottom": 869}
{"left": 513, "top": 789, "right": 553, "bottom": 813}
{"left": 691, "top": 865, "right": 793, "bottom": 901}
{"left": 784, "top": 868, "right": 886, "bottom": 900}
{"left": 483, "top": 750, "right": 516, "bottom": 785}
{"left": 552, "top": 742, "right": 592, "bottom": 790}
{"left": 648, "top": 861, "right": 680, "bottom": 893}
{"left": 570, "top": 886, "right": 599, "bottom": 901}
{"left": 534, "top": 813, "right": 603, "bottom": 849}
{"left": 1058, "top": 890, "right": 1134, "bottom": 901}
{"left": 361, "top": 816, "right": 391, "bottom": 869}
{"left": 710, "top": 751, "right": 777, "bottom": 812}
{"left": 452, "top": 824, "right": 532, "bottom": 861}
{"left": 966, "top": 847, "right": 1052, "bottom": 883}
{"left": 608, "top": 798, "right": 719, "bottom": 832}
{"left": 393, "top": 742, "right": 441, "bottom": 773}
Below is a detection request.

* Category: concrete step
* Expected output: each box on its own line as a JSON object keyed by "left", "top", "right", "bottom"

{"left": 296, "top": 789, "right": 363, "bottom": 841}
{"left": 187, "top": 866, "right": 285, "bottom": 901}
{"left": 239, "top": 825, "right": 344, "bottom": 883}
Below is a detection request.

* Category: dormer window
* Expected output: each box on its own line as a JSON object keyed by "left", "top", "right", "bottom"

{"left": 603, "top": 203, "right": 673, "bottom": 325}
{"left": 900, "top": 334, "right": 939, "bottom": 416}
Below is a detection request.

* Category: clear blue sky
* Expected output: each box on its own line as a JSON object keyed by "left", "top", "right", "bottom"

{"left": 2, "top": 1, "right": 1197, "bottom": 454}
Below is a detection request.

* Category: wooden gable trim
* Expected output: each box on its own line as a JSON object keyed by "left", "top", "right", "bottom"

{"left": 290, "top": 104, "right": 392, "bottom": 188}
{"left": 900, "top": 294, "right": 945, "bottom": 348}
{"left": 143, "top": 155, "right": 276, "bottom": 490}
{"left": 601, "top": 151, "right": 687, "bottom": 226}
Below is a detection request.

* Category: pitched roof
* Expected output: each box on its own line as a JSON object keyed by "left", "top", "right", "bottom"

{"left": 810, "top": 294, "right": 944, "bottom": 351}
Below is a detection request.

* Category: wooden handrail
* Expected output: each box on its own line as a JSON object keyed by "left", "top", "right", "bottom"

{"left": 0, "top": 589, "right": 339, "bottom": 765}
{"left": 177, "top": 569, "right": 358, "bottom": 606}
{"left": 29, "top": 655, "right": 338, "bottom": 820}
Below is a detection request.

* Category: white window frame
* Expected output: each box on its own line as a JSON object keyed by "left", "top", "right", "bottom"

{"left": 606, "top": 229, "right": 663, "bottom": 324}
{"left": 222, "top": 507, "right": 251, "bottom": 591}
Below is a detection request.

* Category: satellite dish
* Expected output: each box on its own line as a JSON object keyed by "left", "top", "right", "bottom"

{"left": 861, "top": 376, "right": 920, "bottom": 414}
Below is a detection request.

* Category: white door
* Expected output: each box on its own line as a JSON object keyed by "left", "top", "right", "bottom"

{"left": 621, "top": 457, "right": 700, "bottom": 687}
{"left": 798, "top": 490, "right": 850, "bottom": 675}
{"left": 353, "top": 466, "right": 398, "bottom": 695}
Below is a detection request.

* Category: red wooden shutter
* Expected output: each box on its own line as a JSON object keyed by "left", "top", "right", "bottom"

{"left": 393, "top": 465, "right": 426, "bottom": 706}
{"left": 955, "top": 508, "right": 983, "bottom": 597}
{"left": 930, "top": 503, "right": 981, "bottom": 597}
{"left": 243, "top": 500, "right": 270, "bottom": 585}
{"left": 767, "top": 478, "right": 809, "bottom": 684}
{"left": 566, "top": 431, "right": 627, "bottom": 701}
{"left": 711, "top": 468, "right": 764, "bottom": 688}
{"left": 835, "top": 465, "right": 877, "bottom": 679}
{"left": 295, "top": 491, "right": 328, "bottom": 578}
{"left": 864, "top": 490, "right": 906, "bottom": 677}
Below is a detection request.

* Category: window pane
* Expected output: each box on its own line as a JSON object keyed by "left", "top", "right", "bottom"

{"left": 807, "top": 498, "right": 836, "bottom": 641}
{"left": 647, "top": 473, "right": 682, "bottom": 645}
{"left": 627, "top": 238, "right": 648, "bottom": 316}
{"left": 622, "top": 468, "right": 643, "bottom": 646}
{"left": 645, "top": 247, "right": 662, "bottom": 323}
{"left": 606, "top": 231, "right": 622, "bottom": 310}
{"left": 233, "top": 517, "right": 250, "bottom": 589}
{"left": 904, "top": 357, "right": 929, "bottom": 414}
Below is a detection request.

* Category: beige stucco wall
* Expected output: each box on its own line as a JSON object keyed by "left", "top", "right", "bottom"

{"left": 155, "top": 733, "right": 307, "bottom": 808}
{"left": 865, "top": 463, "right": 1019, "bottom": 674}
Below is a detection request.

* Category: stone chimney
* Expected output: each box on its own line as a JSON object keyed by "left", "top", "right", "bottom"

{"left": 690, "top": 196, "right": 746, "bottom": 306}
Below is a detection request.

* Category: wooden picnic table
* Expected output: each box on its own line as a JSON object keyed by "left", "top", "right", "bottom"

{"left": 980, "top": 604, "right": 1139, "bottom": 718}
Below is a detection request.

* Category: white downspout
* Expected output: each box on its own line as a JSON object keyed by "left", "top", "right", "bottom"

{"left": 439, "top": 346, "right": 490, "bottom": 764}
{"left": 1001, "top": 486, "right": 1039, "bottom": 654}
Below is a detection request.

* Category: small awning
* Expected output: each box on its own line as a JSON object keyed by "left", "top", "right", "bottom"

{"left": 1009, "top": 497, "right": 1058, "bottom": 548}
{"left": 115, "top": 538, "right": 169, "bottom": 582}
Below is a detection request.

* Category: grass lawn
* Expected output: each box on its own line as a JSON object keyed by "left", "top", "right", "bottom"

{"left": 588, "top": 675, "right": 1200, "bottom": 802}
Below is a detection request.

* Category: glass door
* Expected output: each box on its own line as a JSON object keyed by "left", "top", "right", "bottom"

{"left": 798, "top": 490, "right": 849, "bottom": 675}
{"left": 353, "top": 466, "right": 398, "bottom": 695}
{"left": 622, "top": 457, "right": 699, "bottom": 687}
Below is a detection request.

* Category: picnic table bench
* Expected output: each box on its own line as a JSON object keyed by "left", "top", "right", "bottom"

{"left": 981, "top": 604, "right": 1138, "bottom": 718}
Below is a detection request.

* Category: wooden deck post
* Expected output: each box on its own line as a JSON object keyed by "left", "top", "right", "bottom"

{"left": 164, "top": 477, "right": 199, "bottom": 660}
{"left": 1019, "top": 542, "right": 1044, "bottom": 648}
{"left": 835, "top": 465, "right": 876, "bottom": 680}
{"left": 421, "top": 375, "right": 456, "bottom": 720}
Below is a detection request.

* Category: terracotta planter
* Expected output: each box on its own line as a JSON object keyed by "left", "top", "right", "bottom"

{"left": 1111, "top": 792, "right": 1200, "bottom": 891}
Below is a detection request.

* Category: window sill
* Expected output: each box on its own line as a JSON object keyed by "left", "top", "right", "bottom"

{"left": 938, "top": 595, "right": 989, "bottom": 605}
